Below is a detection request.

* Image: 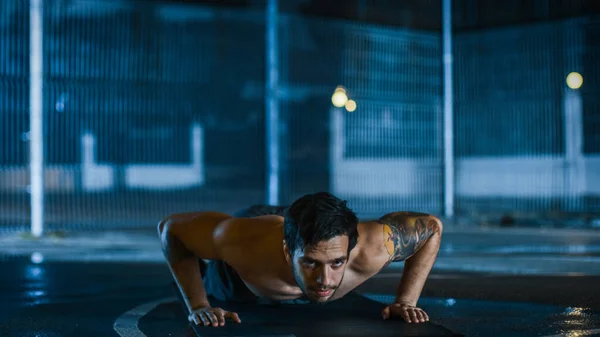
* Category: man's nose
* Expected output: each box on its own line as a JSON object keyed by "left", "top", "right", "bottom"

{"left": 316, "top": 266, "right": 332, "bottom": 286}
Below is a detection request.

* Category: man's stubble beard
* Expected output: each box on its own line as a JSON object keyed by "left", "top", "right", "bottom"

{"left": 291, "top": 263, "right": 344, "bottom": 304}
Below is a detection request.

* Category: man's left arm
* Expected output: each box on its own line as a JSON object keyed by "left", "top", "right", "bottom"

{"left": 377, "top": 211, "right": 443, "bottom": 323}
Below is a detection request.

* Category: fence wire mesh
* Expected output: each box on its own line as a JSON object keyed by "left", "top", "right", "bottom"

{"left": 0, "top": 0, "right": 598, "bottom": 232}
{"left": 454, "top": 17, "right": 600, "bottom": 217}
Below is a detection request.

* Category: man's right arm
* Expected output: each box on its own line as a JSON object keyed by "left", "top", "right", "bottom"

{"left": 157, "top": 211, "right": 232, "bottom": 313}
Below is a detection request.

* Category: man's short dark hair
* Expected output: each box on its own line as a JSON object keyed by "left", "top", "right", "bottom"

{"left": 284, "top": 192, "right": 359, "bottom": 255}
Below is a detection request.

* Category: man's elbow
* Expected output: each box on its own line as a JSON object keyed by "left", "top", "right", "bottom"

{"left": 430, "top": 216, "right": 443, "bottom": 235}
{"left": 157, "top": 217, "right": 178, "bottom": 245}
{"left": 157, "top": 217, "right": 170, "bottom": 237}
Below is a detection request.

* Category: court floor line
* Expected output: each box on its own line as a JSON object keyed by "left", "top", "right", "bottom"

{"left": 113, "top": 297, "right": 176, "bottom": 337}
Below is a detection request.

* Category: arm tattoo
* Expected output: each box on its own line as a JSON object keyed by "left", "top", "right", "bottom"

{"left": 378, "top": 212, "right": 440, "bottom": 265}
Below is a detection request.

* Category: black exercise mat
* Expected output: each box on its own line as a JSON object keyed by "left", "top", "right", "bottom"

{"left": 139, "top": 292, "right": 462, "bottom": 337}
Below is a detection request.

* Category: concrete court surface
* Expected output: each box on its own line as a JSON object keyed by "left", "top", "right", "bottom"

{"left": 1, "top": 226, "right": 600, "bottom": 336}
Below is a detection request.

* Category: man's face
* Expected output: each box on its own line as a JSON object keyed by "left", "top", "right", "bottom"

{"left": 287, "top": 236, "right": 349, "bottom": 303}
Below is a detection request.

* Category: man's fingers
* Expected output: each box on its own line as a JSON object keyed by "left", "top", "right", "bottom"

{"left": 198, "top": 313, "right": 210, "bottom": 326}
{"left": 414, "top": 309, "right": 425, "bottom": 322}
{"left": 202, "top": 312, "right": 215, "bottom": 326}
{"left": 226, "top": 311, "right": 242, "bottom": 323}
{"left": 204, "top": 312, "right": 213, "bottom": 326}
{"left": 216, "top": 312, "right": 225, "bottom": 326}
{"left": 382, "top": 304, "right": 430, "bottom": 324}
{"left": 402, "top": 309, "right": 412, "bottom": 323}
{"left": 381, "top": 306, "right": 391, "bottom": 320}
{"left": 189, "top": 309, "right": 240, "bottom": 327}
{"left": 194, "top": 314, "right": 208, "bottom": 325}
{"left": 210, "top": 312, "right": 220, "bottom": 327}
{"left": 396, "top": 306, "right": 410, "bottom": 323}
{"left": 408, "top": 309, "right": 419, "bottom": 323}
{"left": 415, "top": 310, "right": 426, "bottom": 323}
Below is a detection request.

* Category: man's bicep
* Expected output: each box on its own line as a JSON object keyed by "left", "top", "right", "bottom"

{"left": 377, "top": 212, "right": 442, "bottom": 263}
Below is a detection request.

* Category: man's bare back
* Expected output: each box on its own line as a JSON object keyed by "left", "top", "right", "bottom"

{"left": 159, "top": 192, "right": 443, "bottom": 327}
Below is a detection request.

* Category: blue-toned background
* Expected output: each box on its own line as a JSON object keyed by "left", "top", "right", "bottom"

{"left": 1, "top": 0, "right": 598, "bottom": 231}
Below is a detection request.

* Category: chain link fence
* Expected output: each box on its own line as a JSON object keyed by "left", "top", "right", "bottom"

{"left": 454, "top": 17, "right": 600, "bottom": 220}
{"left": 1, "top": 1, "right": 269, "bottom": 231}
{"left": 0, "top": 0, "right": 598, "bottom": 232}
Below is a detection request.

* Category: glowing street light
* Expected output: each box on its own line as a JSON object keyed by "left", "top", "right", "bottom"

{"left": 331, "top": 86, "right": 348, "bottom": 108}
{"left": 566, "top": 72, "right": 583, "bottom": 90}
{"left": 345, "top": 99, "right": 356, "bottom": 112}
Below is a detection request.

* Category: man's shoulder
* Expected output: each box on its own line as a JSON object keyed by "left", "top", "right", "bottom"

{"left": 348, "top": 221, "right": 389, "bottom": 275}
{"left": 356, "top": 220, "right": 386, "bottom": 248}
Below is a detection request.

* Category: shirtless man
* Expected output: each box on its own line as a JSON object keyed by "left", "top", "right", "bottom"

{"left": 158, "top": 192, "right": 442, "bottom": 327}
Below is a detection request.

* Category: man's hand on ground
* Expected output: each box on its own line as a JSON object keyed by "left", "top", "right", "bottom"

{"left": 381, "top": 302, "right": 429, "bottom": 324}
{"left": 188, "top": 306, "right": 241, "bottom": 327}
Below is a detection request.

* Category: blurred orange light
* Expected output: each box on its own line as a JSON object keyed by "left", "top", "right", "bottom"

{"left": 345, "top": 100, "right": 356, "bottom": 112}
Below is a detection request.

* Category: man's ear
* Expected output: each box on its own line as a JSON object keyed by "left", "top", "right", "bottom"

{"left": 283, "top": 240, "right": 291, "bottom": 263}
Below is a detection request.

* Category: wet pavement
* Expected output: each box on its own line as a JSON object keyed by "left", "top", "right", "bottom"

{"left": 1, "top": 258, "right": 599, "bottom": 337}
{"left": 361, "top": 274, "right": 600, "bottom": 336}
{"left": 1, "top": 227, "right": 600, "bottom": 336}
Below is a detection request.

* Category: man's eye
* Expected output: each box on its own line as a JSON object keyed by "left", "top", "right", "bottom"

{"left": 303, "top": 260, "right": 316, "bottom": 267}
{"left": 332, "top": 260, "right": 344, "bottom": 267}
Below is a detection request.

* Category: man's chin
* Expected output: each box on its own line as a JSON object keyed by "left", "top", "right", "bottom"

{"left": 307, "top": 290, "right": 335, "bottom": 303}
{"left": 307, "top": 296, "right": 330, "bottom": 304}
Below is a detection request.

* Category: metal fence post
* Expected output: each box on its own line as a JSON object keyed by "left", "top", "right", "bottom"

{"left": 443, "top": 0, "right": 454, "bottom": 218}
{"left": 266, "top": 0, "right": 280, "bottom": 206}
{"left": 30, "top": 0, "right": 44, "bottom": 237}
